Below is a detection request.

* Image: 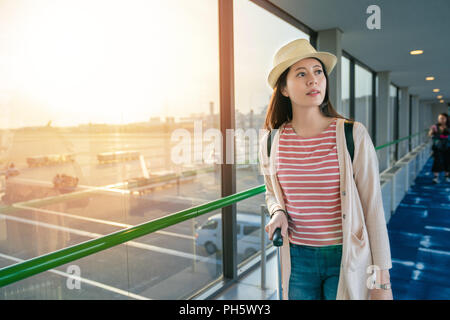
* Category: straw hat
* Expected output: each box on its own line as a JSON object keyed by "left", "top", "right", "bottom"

{"left": 267, "top": 38, "right": 337, "bottom": 89}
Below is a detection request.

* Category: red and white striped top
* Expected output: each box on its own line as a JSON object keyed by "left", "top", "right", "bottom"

{"left": 276, "top": 119, "right": 343, "bottom": 246}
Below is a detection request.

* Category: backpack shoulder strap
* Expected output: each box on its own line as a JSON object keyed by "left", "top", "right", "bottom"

{"left": 344, "top": 120, "right": 354, "bottom": 163}
{"left": 267, "top": 130, "right": 272, "bottom": 158}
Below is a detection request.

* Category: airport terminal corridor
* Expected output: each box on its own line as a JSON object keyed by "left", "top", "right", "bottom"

{"left": 387, "top": 157, "right": 450, "bottom": 299}
{"left": 1, "top": 0, "right": 449, "bottom": 303}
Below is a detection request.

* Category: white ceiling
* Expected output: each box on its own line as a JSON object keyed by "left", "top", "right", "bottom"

{"left": 269, "top": 0, "right": 450, "bottom": 103}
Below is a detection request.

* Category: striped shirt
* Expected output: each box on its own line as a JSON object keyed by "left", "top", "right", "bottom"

{"left": 276, "top": 119, "right": 343, "bottom": 247}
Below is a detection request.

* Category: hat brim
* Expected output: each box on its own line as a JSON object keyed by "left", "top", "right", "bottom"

{"left": 267, "top": 52, "right": 337, "bottom": 89}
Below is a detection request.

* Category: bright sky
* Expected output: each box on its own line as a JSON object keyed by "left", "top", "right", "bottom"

{"left": 0, "top": 0, "right": 308, "bottom": 128}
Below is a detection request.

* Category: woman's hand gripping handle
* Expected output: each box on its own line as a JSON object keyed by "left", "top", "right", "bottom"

{"left": 265, "top": 210, "right": 288, "bottom": 246}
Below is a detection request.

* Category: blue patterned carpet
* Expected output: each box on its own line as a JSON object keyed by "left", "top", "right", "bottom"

{"left": 387, "top": 156, "right": 450, "bottom": 300}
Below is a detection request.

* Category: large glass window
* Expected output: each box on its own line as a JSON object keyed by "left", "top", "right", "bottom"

{"left": 373, "top": 74, "right": 378, "bottom": 146}
{"left": 341, "top": 56, "right": 350, "bottom": 118}
{"left": 409, "top": 94, "right": 413, "bottom": 152}
{"left": 355, "top": 65, "right": 373, "bottom": 137}
{"left": 233, "top": 0, "right": 310, "bottom": 265}
{"left": 397, "top": 89, "right": 405, "bottom": 157}
{"left": 0, "top": 0, "right": 221, "bottom": 300}
{"left": 389, "top": 84, "right": 398, "bottom": 166}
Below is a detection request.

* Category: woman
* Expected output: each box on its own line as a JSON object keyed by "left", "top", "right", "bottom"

{"left": 259, "top": 39, "right": 393, "bottom": 300}
{"left": 428, "top": 113, "right": 450, "bottom": 183}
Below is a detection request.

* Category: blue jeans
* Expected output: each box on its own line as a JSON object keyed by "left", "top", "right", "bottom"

{"left": 288, "top": 243, "right": 342, "bottom": 300}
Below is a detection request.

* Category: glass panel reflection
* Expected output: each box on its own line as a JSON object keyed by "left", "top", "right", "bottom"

{"left": 236, "top": 194, "right": 269, "bottom": 266}
{"left": 233, "top": 0, "right": 309, "bottom": 269}
{"left": 355, "top": 64, "right": 373, "bottom": 136}
{"left": 233, "top": 0, "right": 310, "bottom": 192}
{"left": 0, "top": 0, "right": 221, "bottom": 299}
{"left": 0, "top": 246, "right": 131, "bottom": 300}
{"left": 127, "top": 210, "right": 223, "bottom": 299}
{"left": 389, "top": 84, "right": 398, "bottom": 166}
{"left": 341, "top": 56, "right": 350, "bottom": 118}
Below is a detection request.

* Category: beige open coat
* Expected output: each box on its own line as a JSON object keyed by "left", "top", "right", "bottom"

{"left": 259, "top": 118, "right": 392, "bottom": 300}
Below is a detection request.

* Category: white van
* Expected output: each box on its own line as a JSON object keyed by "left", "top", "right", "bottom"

{"left": 195, "top": 213, "right": 270, "bottom": 258}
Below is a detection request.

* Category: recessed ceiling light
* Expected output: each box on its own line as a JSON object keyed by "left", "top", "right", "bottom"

{"left": 426, "top": 76, "right": 435, "bottom": 81}
{"left": 440, "top": 100, "right": 444, "bottom": 103}
{"left": 433, "top": 89, "right": 440, "bottom": 92}
{"left": 437, "top": 95, "right": 443, "bottom": 99}
{"left": 410, "top": 50, "right": 423, "bottom": 55}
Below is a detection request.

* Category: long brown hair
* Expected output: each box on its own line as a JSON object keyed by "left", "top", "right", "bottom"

{"left": 264, "top": 58, "right": 350, "bottom": 130}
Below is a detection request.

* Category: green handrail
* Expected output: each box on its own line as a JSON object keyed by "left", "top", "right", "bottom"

{"left": 375, "top": 130, "right": 425, "bottom": 150}
{"left": 0, "top": 129, "right": 429, "bottom": 288}
{"left": 0, "top": 185, "right": 265, "bottom": 287}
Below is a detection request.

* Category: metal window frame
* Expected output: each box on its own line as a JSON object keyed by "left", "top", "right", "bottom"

{"left": 250, "top": 0, "right": 318, "bottom": 45}
{"left": 343, "top": 50, "right": 374, "bottom": 74}
{"left": 342, "top": 52, "right": 357, "bottom": 120}
{"left": 372, "top": 72, "right": 377, "bottom": 145}
{"left": 393, "top": 85, "right": 400, "bottom": 161}
{"left": 349, "top": 58, "right": 355, "bottom": 120}
{"left": 343, "top": 50, "right": 378, "bottom": 141}
{"left": 218, "top": 0, "right": 237, "bottom": 282}
{"left": 340, "top": 54, "right": 351, "bottom": 119}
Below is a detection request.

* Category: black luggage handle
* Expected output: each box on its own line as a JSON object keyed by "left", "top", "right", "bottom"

{"left": 273, "top": 228, "right": 283, "bottom": 247}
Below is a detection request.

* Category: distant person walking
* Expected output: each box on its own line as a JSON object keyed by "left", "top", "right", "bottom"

{"left": 428, "top": 113, "right": 450, "bottom": 183}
